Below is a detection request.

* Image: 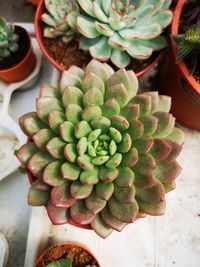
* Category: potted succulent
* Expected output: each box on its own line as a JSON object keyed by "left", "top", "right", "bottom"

{"left": 16, "top": 59, "right": 184, "bottom": 238}
{"left": 35, "top": 242, "right": 100, "bottom": 267}
{"left": 0, "top": 17, "right": 36, "bottom": 83}
{"left": 35, "top": 0, "right": 173, "bottom": 76}
{"left": 159, "top": 0, "right": 200, "bottom": 130}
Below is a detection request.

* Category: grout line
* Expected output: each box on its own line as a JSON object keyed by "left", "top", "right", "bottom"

{"left": 98, "top": 237, "right": 103, "bottom": 264}
{"left": 154, "top": 217, "right": 158, "bottom": 267}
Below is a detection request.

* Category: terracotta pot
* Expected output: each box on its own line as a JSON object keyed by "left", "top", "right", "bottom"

{"left": 0, "top": 25, "right": 36, "bottom": 83}
{"left": 35, "top": 242, "right": 101, "bottom": 267}
{"left": 35, "top": 0, "right": 163, "bottom": 77}
{"left": 159, "top": 0, "right": 200, "bottom": 130}
{"left": 26, "top": 0, "right": 41, "bottom": 6}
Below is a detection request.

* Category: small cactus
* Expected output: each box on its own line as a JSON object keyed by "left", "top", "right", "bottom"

{"left": 17, "top": 59, "right": 184, "bottom": 239}
{"left": 173, "top": 20, "right": 200, "bottom": 64}
{"left": 0, "top": 17, "right": 19, "bottom": 60}
{"left": 41, "top": 0, "right": 79, "bottom": 44}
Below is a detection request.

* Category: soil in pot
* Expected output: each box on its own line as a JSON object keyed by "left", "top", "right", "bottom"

{"left": 43, "top": 37, "right": 91, "bottom": 70}
{"left": 36, "top": 244, "right": 99, "bottom": 267}
{"left": 43, "top": 35, "right": 159, "bottom": 72}
{"left": 0, "top": 26, "right": 30, "bottom": 70}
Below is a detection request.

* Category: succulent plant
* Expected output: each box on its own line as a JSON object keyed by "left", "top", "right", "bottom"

{"left": 173, "top": 21, "right": 200, "bottom": 63}
{"left": 46, "top": 258, "right": 97, "bottom": 267}
{"left": 16, "top": 59, "right": 184, "bottom": 238}
{"left": 41, "top": 0, "right": 79, "bottom": 44}
{"left": 66, "top": 0, "right": 173, "bottom": 67}
{"left": 172, "top": 4, "right": 200, "bottom": 77}
{"left": 46, "top": 258, "right": 72, "bottom": 267}
{"left": 0, "top": 17, "right": 19, "bottom": 60}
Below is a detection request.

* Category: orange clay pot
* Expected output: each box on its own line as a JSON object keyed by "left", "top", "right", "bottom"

{"left": 159, "top": 0, "right": 200, "bottom": 130}
{"left": 35, "top": 0, "right": 163, "bottom": 77}
{"left": 26, "top": 0, "right": 41, "bottom": 6}
{"left": 35, "top": 242, "right": 101, "bottom": 267}
{"left": 0, "top": 25, "right": 36, "bottom": 83}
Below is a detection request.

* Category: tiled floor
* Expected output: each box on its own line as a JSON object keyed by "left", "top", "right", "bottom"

{"left": 156, "top": 182, "right": 200, "bottom": 267}
{"left": 0, "top": 0, "right": 35, "bottom": 22}
{"left": 0, "top": 2, "right": 200, "bottom": 267}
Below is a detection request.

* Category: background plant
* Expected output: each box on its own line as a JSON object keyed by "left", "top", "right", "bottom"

{"left": 0, "top": 17, "right": 19, "bottom": 60}
{"left": 173, "top": 21, "right": 200, "bottom": 62}
{"left": 41, "top": 0, "right": 79, "bottom": 44}
{"left": 172, "top": 0, "right": 200, "bottom": 76}
{"left": 16, "top": 59, "right": 184, "bottom": 238}
{"left": 67, "top": 0, "right": 173, "bottom": 67}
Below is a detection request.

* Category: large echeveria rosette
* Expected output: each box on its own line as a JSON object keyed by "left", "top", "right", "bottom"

{"left": 16, "top": 60, "right": 184, "bottom": 238}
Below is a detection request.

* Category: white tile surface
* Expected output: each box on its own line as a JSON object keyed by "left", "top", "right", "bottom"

{"left": 156, "top": 182, "right": 200, "bottom": 267}
{"left": 177, "top": 127, "right": 200, "bottom": 184}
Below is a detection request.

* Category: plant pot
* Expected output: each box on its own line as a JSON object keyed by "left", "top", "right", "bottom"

{"left": 26, "top": 0, "right": 41, "bottom": 6}
{"left": 0, "top": 25, "right": 36, "bottom": 83}
{"left": 35, "top": 0, "right": 163, "bottom": 77}
{"left": 158, "top": 0, "right": 200, "bottom": 130}
{"left": 35, "top": 242, "right": 101, "bottom": 267}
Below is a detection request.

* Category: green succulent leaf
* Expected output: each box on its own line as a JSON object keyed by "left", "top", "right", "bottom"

{"left": 91, "top": 214, "right": 113, "bottom": 239}
{"left": 28, "top": 180, "right": 50, "bottom": 206}
{"left": 51, "top": 182, "right": 75, "bottom": 208}
{"left": 47, "top": 201, "right": 70, "bottom": 225}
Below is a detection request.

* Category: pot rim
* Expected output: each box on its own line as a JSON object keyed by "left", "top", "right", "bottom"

{"left": 0, "top": 25, "right": 32, "bottom": 74}
{"left": 35, "top": 0, "right": 163, "bottom": 76}
{"left": 171, "top": 0, "right": 200, "bottom": 96}
{"left": 34, "top": 242, "right": 101, "bottom": 267}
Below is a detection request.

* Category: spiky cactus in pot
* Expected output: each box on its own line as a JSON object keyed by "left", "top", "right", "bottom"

{"left": 172, "top": 19, "right": 200, "bottom": 79}
{"left": 16, "top": 59, "right": 184, "bottom": 238}
{"left": 41, "top": 0, "right": 79, "bottom": 44}
{"left": 67, "top": 0, "right": 173, "bottom": 67}
{"left": 0, "top": 17, "right": 19, "bottom": 60}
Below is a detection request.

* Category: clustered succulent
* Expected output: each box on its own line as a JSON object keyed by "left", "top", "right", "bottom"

{"left": 46, "top": 258, "right": 97, "bottom": 267}
{"left": 41, "top": 0, "right": 79, "bottom": 44}
{"left": 67, "top": 0, "right": 173, "bottom": 67}
{"left": 16, "top": 59, "right": 184, "bottom": 238}
{"left": 0, "top": 17, "right": 19, "bottom": 60}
